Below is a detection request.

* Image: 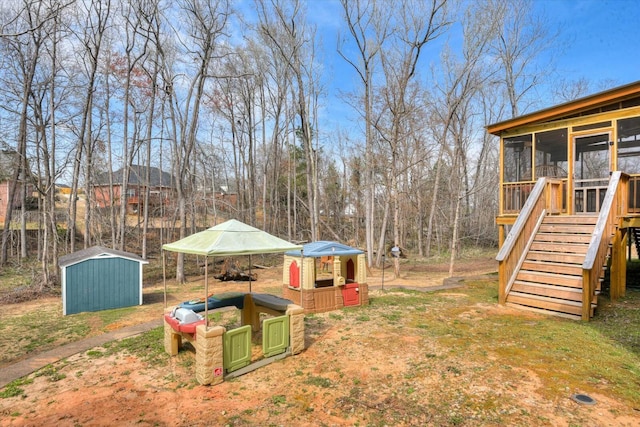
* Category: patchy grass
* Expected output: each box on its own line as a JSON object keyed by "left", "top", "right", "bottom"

{"left": 0, "top": 264, "right": 34, "bottom": 293}
{"left": 0, "top": 304, "right": 91, "bottom": 365}
{"left": 0, "top": 377, "right": 33, "bottom": 398}
{"left": 101, "top": 326, "right": 167, "bottom": 366}
{"left": 2, "top": 258, "right": 640, "bottom": 425}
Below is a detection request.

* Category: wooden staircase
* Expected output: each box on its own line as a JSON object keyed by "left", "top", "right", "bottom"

{"left": 497, "top": 173, "right": 630, "bottom": 321}
{"left": 506, "top": 215, "right": 602, "bottom": 320}
{"left": 633, "top": 227, "right": 640, "bottom": 258}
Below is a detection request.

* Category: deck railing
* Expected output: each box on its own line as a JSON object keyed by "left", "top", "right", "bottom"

{"left": 629, "top": 174, "right": 640, "bottom": 214}
{"left": 496, "top": 178, "right": 563, "bottom": 304}
{"left": 502, "top": 179, "right": 567, "bottom": 215}
{"left": 502, "top": 181, "right": 535, "bottom": 214}
{"left": 582, "top": 172, "right": 629, "bottom": 320}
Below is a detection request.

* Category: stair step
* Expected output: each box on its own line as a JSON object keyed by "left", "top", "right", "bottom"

{"left": 526, "top": 251, "right": 585, "bottom": 264}
{"left": 511, "top": 281, "right": 583, "bottom": 301}
{"left": 529, "top": 241, "right": 589, "bottom": 254}
{"left": 502, "top": 214, "right": 607, "bottom": 320}
{"left": 534, "top": 233, "right": 593, "bottom": 244}
{"left": 504, "top": 302, "right": 582, "bottom": 320}
{"left": 506, "top": 291, "right": 594, "bottom": 317}
{"left": 543, "top": 215, "right": 598, "bottom": 225}
{"left": 521, "top": 260, "right": 583, "bottom": 276}
{"left": 515, "top": 271, "right": 582, "bottom": 288}
{"left": 538, "top": 224, "right": 596, "bottom": 234}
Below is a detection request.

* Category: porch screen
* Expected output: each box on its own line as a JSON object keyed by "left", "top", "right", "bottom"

{"left": 535, "top": 128, "right": 568, "bottom": 179}
{"left": 617, "top": 116, "right": 640, "bottom": 174}
{"left": 618, "top": 116, "right": 640, "bottom": 212}
{"left": 503, "top": 134, "right": 532, "bottom": 182}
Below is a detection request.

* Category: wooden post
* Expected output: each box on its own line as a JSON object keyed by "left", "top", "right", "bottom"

{"left": 581, "top": 269, "right": 591, "bottom": 321}
{"left": 610, "top": 227, "right": 627, "bottom": 300}
{"left": 498, "top": 261, "right": 506, "bottom": 305}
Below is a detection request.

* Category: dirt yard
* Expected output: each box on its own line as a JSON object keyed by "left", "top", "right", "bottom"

{"left": 1, "top": 254, "right": 639, "bottom": 426}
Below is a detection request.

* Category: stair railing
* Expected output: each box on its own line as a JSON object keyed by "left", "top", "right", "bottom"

{"left": 582, "top": 172, "right": 629, "bottom": 320}
{"left": 496, "top": 178, "right": 562, "bottom": 304}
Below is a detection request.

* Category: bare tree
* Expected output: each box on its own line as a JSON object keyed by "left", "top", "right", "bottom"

{"left": 162, "top": 0, "right": 230, "bottom": 283}
{"left": 66, "top": 0, "right": 111, "bottom": 252}
{"left": 490, "top": 0, "right": 558, "bottom": 117}
{"left": 338, "top": 0, "right": 392, "bottom": 267}
{"left": 375, "top": 0, "right": 451, "bottom": 275}
{"left": 0, "top": 0, "right": 48, "bottom": 263}
{"left": 257, "top": 0, "right": 321, "bottom": 242}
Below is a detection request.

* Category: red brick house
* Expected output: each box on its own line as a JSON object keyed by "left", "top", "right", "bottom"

{"left": 0, "top": 149, "right": 27, "bottom": 223}
{"left": 92, "top": 165, "right": 176, "bottom": 215}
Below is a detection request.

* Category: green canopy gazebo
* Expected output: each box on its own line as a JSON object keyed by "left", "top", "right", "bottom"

{"left": 162, "top": 219, "right": 302, "bottom": 325}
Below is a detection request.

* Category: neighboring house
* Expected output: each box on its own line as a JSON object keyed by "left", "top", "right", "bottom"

{"left": 488, "top": 80, "right": 640, "bottom": 321}
{"left": 92, "top": 165, "right": 176, "bottom": 214}
{"left": 0, "top": 149, "right": 28, "bottom": 223}
{"left": 213, "top": 185, "right": 237, "bottom": 211}
{"left": 56, "top": 183, "right": 72, "bottom": 195}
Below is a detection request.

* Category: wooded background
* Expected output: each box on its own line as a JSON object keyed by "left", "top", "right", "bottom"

{"left": 0, "top": 0, "right": 600, "bottom": 285}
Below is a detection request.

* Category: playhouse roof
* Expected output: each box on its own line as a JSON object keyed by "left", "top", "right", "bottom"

{"left": 285, "top": 241, "right": 364, "bottom": 257}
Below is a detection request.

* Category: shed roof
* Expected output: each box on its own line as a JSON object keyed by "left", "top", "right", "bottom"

{"left": 487, "top": 80, "right": 640, "bottom": 136}
{"left": 285, "top": 241, "right": 364, "bottom": 257}
{"left": 59, "top": 246, "right": 148, "bottom": 268}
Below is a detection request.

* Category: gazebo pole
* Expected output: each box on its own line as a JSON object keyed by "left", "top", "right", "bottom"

{"left": 249, "top": 254, "right": 253, "bottom": 293}
{"left": 204, "top": 256, "right": 209, "bottom": 328}
{"left": 300, "top": 249, "right": 304, "bottom": 308}
{"left": 162, "top": 250, "right": 167, "bottom": 309}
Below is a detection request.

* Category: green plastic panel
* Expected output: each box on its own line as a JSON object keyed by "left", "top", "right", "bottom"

{"left": 224, "top": 325, "right": 252, "bottom": 372}
{"left": 262, "top": 315, "right": 289, "bottom": 357}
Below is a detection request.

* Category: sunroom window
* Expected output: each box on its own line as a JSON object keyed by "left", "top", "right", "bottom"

{"left": 617, "top": 116, "right": 640, "bottom": 174}
{"left": 503, "top": 134, "right": 532, "bottom": 182}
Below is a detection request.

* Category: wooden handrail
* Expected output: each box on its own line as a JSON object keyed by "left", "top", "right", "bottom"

{"left": 496, "top": 178, "right": 548, "bottom": 262}
{"left": 583, "top": 172, "right": 623, "bottom": 270}
{"left": 503, "top": 209, "right": 547, "bottom": 297}
{"left": 496, "top": 178, "right": 561, "bottom": 305}
{"left": 581, "top": 171, "right": 629, "bottom": 320}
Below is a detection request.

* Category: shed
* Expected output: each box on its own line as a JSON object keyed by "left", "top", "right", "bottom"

{"left": 59, "top": 246, "right": 148, "bottom": 315}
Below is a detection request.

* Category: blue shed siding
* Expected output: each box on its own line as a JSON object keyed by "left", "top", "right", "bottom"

{"left": 65, "top": 257, "right": 140, "bottom": 315}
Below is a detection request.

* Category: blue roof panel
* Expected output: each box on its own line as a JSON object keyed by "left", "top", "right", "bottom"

{"left": 285, "top": 241, "right": 364, "bottom": 257}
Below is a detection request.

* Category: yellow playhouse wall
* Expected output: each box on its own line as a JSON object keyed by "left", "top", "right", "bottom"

{"left": 357, "top": 254, "right": 366, "bottom": 283}
{"left": 332, "top": 254, "right": 367, "bottom": 284}
{"left": 282, "top": 255, "right": 315, "bottom": 289}
{"left": 282, "top": 255, "right": 294, "bottom": 286}
{"left": 283, "top": 253, "right": 367, "bottom": 289}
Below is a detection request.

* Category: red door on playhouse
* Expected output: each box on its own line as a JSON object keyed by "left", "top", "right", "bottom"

{"left": 289, "top": 261, "right": 300, "bottom": 288}
{"left": 342, "top": 283, "right": 360, "bottom": 306}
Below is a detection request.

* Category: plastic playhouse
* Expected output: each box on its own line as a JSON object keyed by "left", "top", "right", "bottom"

{"left": 163, "top": 292, "right": 305, "bottom": 386}
{"left": 282, "top": 241, "right": 369, "bottom": 313}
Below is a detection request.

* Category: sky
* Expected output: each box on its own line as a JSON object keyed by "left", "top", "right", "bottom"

{"left": 535, "top": 0, "right": 640, "bottom": 95}
{"left": 298, "top": 0, "right": 640, "bottom": 134}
